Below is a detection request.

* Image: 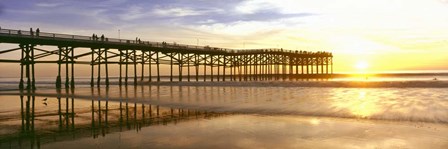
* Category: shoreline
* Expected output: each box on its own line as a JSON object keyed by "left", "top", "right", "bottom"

{"left": 1, "top": 80, "right": 448, "bottom": 90}
{"left": 141, "top": 80, "right": 448, "bottom": 88}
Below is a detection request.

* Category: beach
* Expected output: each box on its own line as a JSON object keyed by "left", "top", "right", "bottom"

{"left": 0, "top": 76, "right": 447, "bottom": 148}
{"left": 2, "top": 0, "right": 448, "bottom": 148}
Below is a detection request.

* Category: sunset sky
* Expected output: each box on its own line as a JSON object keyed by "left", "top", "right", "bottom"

{"left": 0, "top": 0, "right": 448, "bottom": 74}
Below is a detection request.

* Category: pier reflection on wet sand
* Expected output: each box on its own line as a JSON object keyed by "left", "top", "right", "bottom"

{"left": 0, "top": 88, "right": 225, "bottom": 149}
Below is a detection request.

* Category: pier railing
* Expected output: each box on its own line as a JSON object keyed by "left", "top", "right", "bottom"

{"left": 0, "top": 28, "right": 332, "bottom": 55}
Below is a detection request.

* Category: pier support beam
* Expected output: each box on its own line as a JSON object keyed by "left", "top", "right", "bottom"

{"left": 178, "top": 53, "right": 183, "bottom": 82}
{"left": 133, "top": 50, "right": 137, "bottom": 86}
{"left": 330, "top": 56, "right": 333, "bottom": 74}
{"left": 210, "top": 55, "right": 214, "bottom": 82}
{"left": 104, "top": 49, "right": 109, "bottom": 87}
{"left": 244, "top": 55, "right": 247, "bottom": 81}
{"left": 96, "top": 49, "right": 101, "bottom": 87}
{"left": 149, "top": 51, "right": 153, "bottom": 82}
{"left": 223, "top": 55, "right": 226, "bottom": 82}
{"left": 203, "top": 54, "right": 207, "bottom": 82}
{"left": 217, "top": 55, "right": 220, "bottom": 82}
{"left": 232, "top": 56, "right": 236, "bottom": 81}
{"left": 71, "top": 47, "right": 75, "bottom": 88}
{"left": 195, "top": 54, "right": 199, "bottom": 82}
{"left": 141, "top": 50, "right": 147, "bottom": 81}
{"left": 156, "top": 52, "right": 160, "bottom": 82}
{"left": 125, "top": 49, "right": 129, "bottom": 86}
{"left": 326, "top": 57, "right": 329, "bottom": 74}
{"left": 170, "top": 53, "right": 173, "bottom": 82}
{"left": 55, "top": 46, "right": 74, "bottom": 89}
{"left": 119, "top": 50, "right": 123, "bottom": 86}
{"left": 89, "top": 48, "right": 108, "bottom": 87}
{"left": 19, "top": 44, "right": 36, "bottom": 90}
{"left": 187, "top": 54, "right": 191, "bottom": 82}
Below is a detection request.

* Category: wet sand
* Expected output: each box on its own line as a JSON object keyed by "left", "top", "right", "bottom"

{"left": 40, "top": 115, "right": 448, "bottom": 149}
{"left": 0, "top": 85, "right": 447, "bottom": 148}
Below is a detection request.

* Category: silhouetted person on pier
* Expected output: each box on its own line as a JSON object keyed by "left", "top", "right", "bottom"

{"left": 36, "top": 28, "right": 40, "bottom": 36}
{"left": 138, "top": 38, "right": 141, "bottom": 44}
{"left": 101, "top": 34, "right": 104, "bottom": 41}
{"left": 92, "top": 34, "right": 95, "bottom": 40}
{"left": 30, "top": 28, "right": 33, "bottom": 36}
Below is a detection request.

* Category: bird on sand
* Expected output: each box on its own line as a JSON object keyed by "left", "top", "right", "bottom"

{"left": 42, "top": 98, "right": 48, "bottom": 106}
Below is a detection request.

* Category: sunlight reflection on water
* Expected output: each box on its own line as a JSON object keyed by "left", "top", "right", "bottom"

{"left": 330, "top": 90, "right": 379, "bottom": 118}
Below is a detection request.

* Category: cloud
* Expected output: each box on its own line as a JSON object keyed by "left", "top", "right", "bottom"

{"left": 235, "top": 0, "right": 316, "bottom": 15}
{"left": 118, "top": 5, "right": 147, "bottom": 21}
{"left": 153, "top": 7, "right": 204, "bottom": 17}
{"left": 194, "top": 20, "right": 288, "bottom": 37}
{"left": 118, "top": 5, "right": 218, "bottom": 22}
{"left": 235, "top": 0, "right": 275, "bottom": 14}
{"left": 35, "top": 2, "right": 63, "bottom": 7}
{"left": 197, "top": 19, "right": 216, "bottom": 24}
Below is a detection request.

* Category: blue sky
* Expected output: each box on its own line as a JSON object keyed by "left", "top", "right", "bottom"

{"left": 1, "top": 0, "right": 448, "bottom": 72}
{"left": 0, "top": 0, "right": 320, "bottom": 52}
{"left": 0, "top": 0, "right": 313, "bottom": 27}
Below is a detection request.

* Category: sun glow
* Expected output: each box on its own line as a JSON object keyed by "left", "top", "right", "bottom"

{"left": 355, "top": 61, "right": 369, "bottom": 71}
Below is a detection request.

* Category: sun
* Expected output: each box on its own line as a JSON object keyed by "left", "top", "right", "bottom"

{"left": 355, "top": 61, "right": 369, "bottom": 70}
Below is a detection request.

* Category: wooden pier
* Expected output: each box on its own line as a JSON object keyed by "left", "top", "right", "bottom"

{"left": 0, "top": 28, "right": 333, "bottom": 89}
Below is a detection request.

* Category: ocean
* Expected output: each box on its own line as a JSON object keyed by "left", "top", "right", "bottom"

{"left": 0, "top": 73, "right": 447, "bottom": 148}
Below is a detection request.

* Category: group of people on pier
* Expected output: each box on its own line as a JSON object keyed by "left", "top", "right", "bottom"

{"left": 14, "top": 28, "right": 41, "bottom": 36}
{"left": 92, "top": 34, "right": 105, "bottom": 41}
